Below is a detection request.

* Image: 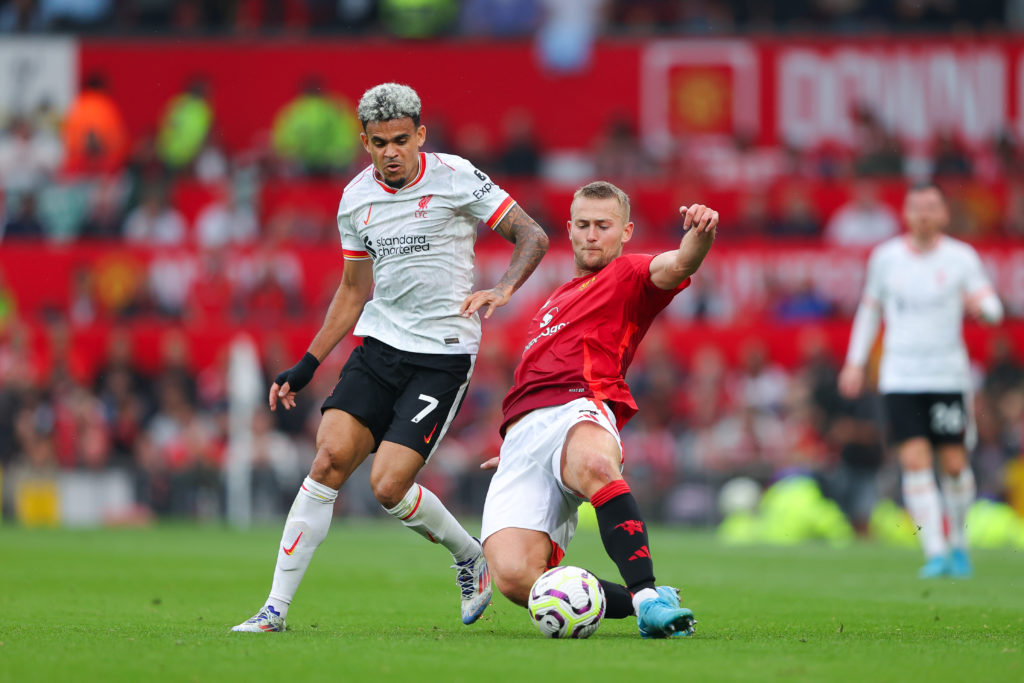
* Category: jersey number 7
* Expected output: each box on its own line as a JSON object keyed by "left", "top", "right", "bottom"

{"left": 411, "top": 394, "right": 439, "bottom": 423}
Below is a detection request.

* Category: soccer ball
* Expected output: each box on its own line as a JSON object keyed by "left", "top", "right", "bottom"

{"left": 527, "top": 565, "right": 605, "bottom": 639}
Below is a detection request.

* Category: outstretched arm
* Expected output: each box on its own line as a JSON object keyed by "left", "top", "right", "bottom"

{"left": 649, "top": 203, "right": 719, "bottom": 291}
{"left": 461, "top": 204, "right": 550, "bottom": 319}
{"left": 270, "top": 259, "right": 374, "bottom": 410}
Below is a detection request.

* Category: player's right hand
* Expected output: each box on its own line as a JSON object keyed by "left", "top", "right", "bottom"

{"left": 269, "top": 352, "right": 320, "bottom": 411}
{"left": 837, "top": 364, "right": 865, "bottom": 399}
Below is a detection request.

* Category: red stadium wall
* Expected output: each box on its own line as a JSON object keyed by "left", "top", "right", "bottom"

{"left": 4, "top": 243, "right": 1024, "bottom": 379}
{"left": 75, "top": 37, "right": 1024, "bottom": 154}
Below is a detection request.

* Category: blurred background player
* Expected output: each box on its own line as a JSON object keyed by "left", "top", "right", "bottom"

{"left": 232, "top": 83, "right": 550, "bottom": 632}
{"left": 839, "top": 183, "right": 1004, "bottom": 578}
{"left": 480, "top": 181, "right": 718, "bottom": 638}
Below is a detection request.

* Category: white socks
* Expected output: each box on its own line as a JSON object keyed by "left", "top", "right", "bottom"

{"left": 902, "top": 469, "right": 948, "bottom": 559}
{"left": 940, "top": 468, "right": 976, "bottom": 550}
{"left": 632, "top": 587, "right": 660, "bottom": 615}
{"left": 266, "top": 477, "right": 338, "bottom": 618}
{"left": 384, "top": 483, "right": 478, "bottom": 562}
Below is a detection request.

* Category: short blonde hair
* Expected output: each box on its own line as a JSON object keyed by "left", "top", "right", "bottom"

{"left": 571, "top": 181, "right": 631, "bottom": 222}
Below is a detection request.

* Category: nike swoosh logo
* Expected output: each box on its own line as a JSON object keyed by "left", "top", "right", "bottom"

{"left": 424, "top": 423, "right": 438, "bottom": 444}
{"left": 282, "top": 531, "right": 303, "bottom": 555}
{"left": 363, "top": 204, "right": 373, "bottom": 225}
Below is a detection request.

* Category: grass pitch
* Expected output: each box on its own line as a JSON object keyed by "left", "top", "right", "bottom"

{"left": 1, "top": 521, "right": 1021, "bottom": 682}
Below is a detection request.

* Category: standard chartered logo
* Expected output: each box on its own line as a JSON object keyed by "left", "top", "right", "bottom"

{"left": 369, "top": 234, "right": 432, "bottom": 257}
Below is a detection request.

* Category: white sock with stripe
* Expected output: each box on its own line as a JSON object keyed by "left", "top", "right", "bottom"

{"left": 902, "top": 469, "right": 948, "bottom": 560}
{"left": 384, "top": 483, "right": 478, "bottom": 562}
{"left": 940, "top": 468, "right": 976, "bottom": 550}
{"left": 266, "top": 476, "right": 338, "bottom": 619}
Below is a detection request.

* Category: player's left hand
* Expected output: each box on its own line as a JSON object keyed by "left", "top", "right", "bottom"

{"left": 480, "top": 456, "right": 500, "bottom": 470}
{"left": 461, "top": 286, "right": 513, "bottom": 319}
{"left": 680, "top": 204, "right": 719, "bottom": 233}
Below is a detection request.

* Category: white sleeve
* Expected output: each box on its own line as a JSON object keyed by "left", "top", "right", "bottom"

{"left": 845, "top": 248, "right": 884, "bottom": 366}
{"left": 337, "top": 195, "right": 370, "bottom": 261}
{"left": 963, "top": 248, "right": 1003, "bottom": 324}
{"left": 447, "top": 155, "right": 517, "bottom": 229}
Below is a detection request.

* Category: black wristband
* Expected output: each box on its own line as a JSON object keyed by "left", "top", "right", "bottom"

{"left": 274, "top": 352, "right": 320, "bottom": 394}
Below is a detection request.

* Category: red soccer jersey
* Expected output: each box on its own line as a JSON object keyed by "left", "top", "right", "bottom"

{"left": 501, "top": 253, "right": 689, "bottom": 435}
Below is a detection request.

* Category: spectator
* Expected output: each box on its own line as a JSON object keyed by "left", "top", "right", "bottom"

{"left": 536, "top": 0, "right": 607, "bottom": 72}
{"left": 932, "top": 132, "right": 973, "bottom": 178}
{"left": 495, "top": 109, "right": 541, "bottom": 177}
{"left": 41, "top": 0, "right": 112, "bottom": 31}
{"left": 823, "top": 178, "right": 900, "bottom": 246}
{"left": 78, "top": 179, "right": 125, "bottom": 241}
{"left": 271, "top": 77, "right": 359, "bottom": 176}
{"left": 852, "top": 105, "right": 904, "bottom": 177}
{"left": 194, "top": 183, "right": 258, "bottom": 248}
{"left": 773, "top": 277, "right": 834, "bottom": 321}
{"left": 771, "top": 185, "right": 821, "bottom": 239}
{"left": 156, "top": 77, "right": 214, "bottom": 173}
{"left": 62, "top": 73, "right": 129, "bottom": 176}
{"left": 122, "top": 185, "right": 187, "bottom": 244}
{"left": 0, "top": 0, "right": 45, "bottom": 30}
{"left": 380, "top": 0, "right": 457, "bottom": 37}
{"left": 461, "top": 0, "right": 539, "bottom": 36}
{"left": 1, "top": 192, "right": 47, "bottom": 241}
{"left": 0, "top": 116, "right": 63, "bottom": 194}
{"left": 593, "top": 116, "right": 650, "bottom": 182}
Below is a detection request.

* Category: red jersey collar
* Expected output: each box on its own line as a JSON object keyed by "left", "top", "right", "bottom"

{"left": 372, "top": 152, "right": 426, "bottom": 194}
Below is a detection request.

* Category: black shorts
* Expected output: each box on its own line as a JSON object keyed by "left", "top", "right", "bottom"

{"left": 322, "top": 337, "right": 474, "bottom": 459}
{"left": 882, "top": 392, "right": 966, "bottom": 447}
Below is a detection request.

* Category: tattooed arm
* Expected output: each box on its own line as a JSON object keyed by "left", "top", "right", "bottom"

{"left": 461, "top": 204, "right": 550, "bottom": 319}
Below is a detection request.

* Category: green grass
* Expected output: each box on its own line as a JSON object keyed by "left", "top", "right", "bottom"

{"left": 1, "top": 522, "right": 1022, "bottom": 683}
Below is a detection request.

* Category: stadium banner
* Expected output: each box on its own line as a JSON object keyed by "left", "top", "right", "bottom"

{"left": 66, "top": 37, "right": 1024, "bottom": 155}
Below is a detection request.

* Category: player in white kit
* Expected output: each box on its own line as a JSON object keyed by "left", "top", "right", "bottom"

{"left": 839, "top": 183, "right": 1003, "bottom": 578}
{"left": 233, "top": 83, "right": 550, "bottom": 632}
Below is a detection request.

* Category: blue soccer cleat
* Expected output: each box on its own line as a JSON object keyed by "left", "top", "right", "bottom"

{"left": 918, "top": 555, "right": 949, "bottom": 579}
{"left": 637, "top": 589, "right": 697, "bottom": 639}
{"left": 947, "top": 548, "right": 973, "bottom": 578}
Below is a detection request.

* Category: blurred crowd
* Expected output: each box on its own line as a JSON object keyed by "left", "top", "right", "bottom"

{"left": 7, "top": 68, "right": 1024, "bottom": 247}
{"left": 0, "top": 0, "right": 1017, "bottom": 36}
{"left": 2, "top": 308, "right": 1023, "bottom": 531}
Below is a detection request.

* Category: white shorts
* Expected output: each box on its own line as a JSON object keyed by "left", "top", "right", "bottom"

{"left": 481, "top": 398, "right": 621, "bottom": 557}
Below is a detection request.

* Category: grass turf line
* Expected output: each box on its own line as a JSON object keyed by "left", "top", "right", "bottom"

{"left": 1, "top": 522, "right": 1021, "bottom": 682}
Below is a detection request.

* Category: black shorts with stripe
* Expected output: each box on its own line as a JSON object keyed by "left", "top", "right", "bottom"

{"left": 882, "top": 392, "right": 966, "bottom": 447}
{"left": 322, "top": 336, "right": 474, "bottom": 459}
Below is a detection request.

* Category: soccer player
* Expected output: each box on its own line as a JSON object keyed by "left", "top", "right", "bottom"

{"left": 233, "top": 83, "right": 550, "bottom": 632}
{"left": 480, "top": 181, "right": 718, "bottom": 638}
{"left": 838, "top": 183, "right": 1003, "bottom": 579}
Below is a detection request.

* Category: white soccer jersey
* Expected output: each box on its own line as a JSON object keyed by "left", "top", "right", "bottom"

{"left": 860, "top": 236, "right": 996, "bottom": 393}
{"left": 337, "top": 152, "right": 516, "bottom": 354}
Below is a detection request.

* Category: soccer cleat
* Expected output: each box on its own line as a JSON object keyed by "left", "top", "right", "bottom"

{"left": 231, "top": 605, "right": 286, "bottom": 633}
{"left": 643, "top": 586, "right": 697, "bottom": 638}
{"left": 637, "top": 592, "right": 697, "bottom": 639}
{"left": 947, "top": 548, "right": 973, "bottom": 578}
{"left": 918, "top": 555, "right": 949, "bottom": 579}
{"left": 453, "top": 538, "right": 492, "bottom": 625}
